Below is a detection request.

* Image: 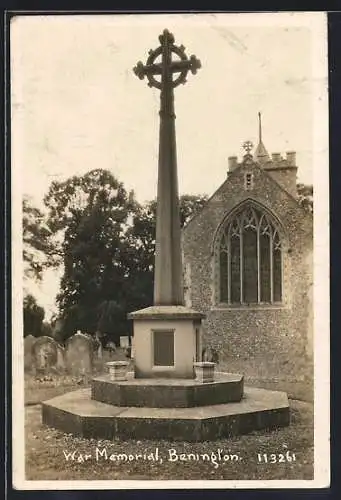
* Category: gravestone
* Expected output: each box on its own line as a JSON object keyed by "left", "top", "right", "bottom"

{"left": 24, "top": 334, "right": 36, "bottom": 371}
{"left": 130, "top": 336, "right": 135, "bottom": 359}
{"left": 106, "top": 341, "right": 116, "bottom": 356}
{"left": 119, "top": 336, "right": 130, "bottom": 348}
{"left": 65, "top": 332, "right": 94, "bottom": 376}
{"left": 56, "top": 344, "right": 66, "bottom": 372}
{"left": 95, "top": 332, "right": 103, "bottom": 359}
{"left": 32, "top": 336, "right": 58, "bottom": 373}
{"left": 202, "top": 346, "right": 219, "bottom": 364}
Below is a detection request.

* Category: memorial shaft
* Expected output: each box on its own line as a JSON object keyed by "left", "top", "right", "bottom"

{"left": 133, "top": 29, "right": 201, "bottom": 306}
{"left": 155, "top": 34, "right": 182, "bottom": 305}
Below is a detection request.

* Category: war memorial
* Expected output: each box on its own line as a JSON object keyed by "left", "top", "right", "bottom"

{"left": 42, "top": 29, "right": 290, "bottom": 441}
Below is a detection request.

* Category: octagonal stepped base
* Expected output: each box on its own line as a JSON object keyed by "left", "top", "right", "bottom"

{"left": 42, "top": 386, "right": 290, "bottom": 442}
{"left": 92, "top": 372, "right": 244, "bottom": 408}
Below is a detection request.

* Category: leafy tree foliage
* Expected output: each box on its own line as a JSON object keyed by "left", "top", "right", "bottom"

{"left": 297, "top": 183, "right": 313, "bottom": 213}
{"left": 44, "top": 169, "right": 137, "bottom": 341}
{"left": 179, "top": 194, "right": 209, "bottom": 227}
{"left": 43, "top": 168, "right": 208, "bottom": 343}
{"left": 23, "top": 294, "right": 45, "bottom": 337}
{"left": 23, "top": 196, "right": 56, "bottom": 281}
{"left": 41, "top": 321, "right": 53, "bottom": 337}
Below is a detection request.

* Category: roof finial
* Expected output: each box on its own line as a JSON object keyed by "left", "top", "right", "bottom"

{"left": 255, "top": 112, "right": 270, "bottom": 164}
{"left": 242, "top": 140, "right": 254, "bottom": 156}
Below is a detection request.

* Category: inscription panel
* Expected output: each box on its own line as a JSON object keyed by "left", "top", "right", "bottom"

{"left": 153, "top": 330, "right": 174, "bottom": 366}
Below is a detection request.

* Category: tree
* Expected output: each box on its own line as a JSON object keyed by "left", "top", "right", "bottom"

{"left": 23, "top": 293, "right": 45, "bottom": 337}
{"left": 44, "top": 169, "right": 137, "bottom": 341}
{"left": 179, "top": 194, "right": 209, "bottom": 227}
{"left": 41, "top": 321, "right": 53, "bottom": 337}
{"left": 23, "top": 196, "right": 56, "bottom": 281}
{"left": 297, "top": 183, "right": 313, "bottom": 213}
{"left": 44, "top": 168, "right": 208, "bottom": 342}
{"left": 96, "top": 300, "right": 126, "bottom": 346}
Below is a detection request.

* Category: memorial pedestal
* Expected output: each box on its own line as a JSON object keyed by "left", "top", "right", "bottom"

{"left": 128, "top": 305, "right": 205, "bottom": 379}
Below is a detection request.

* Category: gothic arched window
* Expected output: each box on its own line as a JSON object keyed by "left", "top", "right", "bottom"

{"left": 219, "top": 205, "right": 283, "bottom": 304}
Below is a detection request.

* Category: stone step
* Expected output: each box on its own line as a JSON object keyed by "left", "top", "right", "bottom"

{"left": 42, "top": 386, "right": 289, "bottom": 441}
{"left": 91, "top": 371, "right": 244, "bottom": 408}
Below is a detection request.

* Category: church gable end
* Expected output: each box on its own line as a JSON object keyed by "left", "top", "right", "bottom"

{"left": 184, "top": 158, "right": 310, "bottom": 254}
{"left": 182, "top": 146, "right": 313, "bottom": 383}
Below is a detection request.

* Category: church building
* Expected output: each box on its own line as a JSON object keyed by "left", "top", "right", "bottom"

{"left": 182, "top": 115, "right": 313, "bottom": 382}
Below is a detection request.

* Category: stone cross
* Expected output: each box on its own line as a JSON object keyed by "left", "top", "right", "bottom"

{"left": 133, "top": 29, "right": 201, "bottom": 306}
{"left": 242, "top": 140, "right": 254, "bottom": 155}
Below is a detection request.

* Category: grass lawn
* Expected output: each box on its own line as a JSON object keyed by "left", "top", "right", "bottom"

{"left": 24, "top": 373, "right": 314, "bottom": 481}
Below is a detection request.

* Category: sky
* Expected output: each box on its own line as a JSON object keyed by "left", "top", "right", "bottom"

{"left": 11, "top": 12, "right": 328, "bottom": 319}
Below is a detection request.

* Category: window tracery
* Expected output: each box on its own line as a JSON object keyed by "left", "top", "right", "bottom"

{"left": 218, "top": 205, "right": 283, "bottom": 304}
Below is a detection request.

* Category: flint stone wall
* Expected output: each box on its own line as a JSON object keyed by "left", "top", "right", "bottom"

{"left": 182, "top": 162, "right": 313, "bottom": 382}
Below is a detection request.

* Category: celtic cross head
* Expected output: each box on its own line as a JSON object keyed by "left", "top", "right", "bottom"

{"left": 133, "top": 29, "right": 201, "bottom": 90}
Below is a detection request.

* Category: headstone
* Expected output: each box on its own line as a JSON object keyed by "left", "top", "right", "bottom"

{"left": 210, "top": 348, "right": 219, "bottom": 364}
{"left": 65, "top": 332, "right": 94, "bottom": 376}
{"left": 56, "top": 344, "right": 66, "bottom": 372}
{"left": 106, "top": 341, "right": 116, "bottom": 355}
{"left": 119, "top": 336, "right": 130, "bottom": 349}
{"left": 130, "top": 336, "right": 135, "bottom": 359}
{"left": 95, "top": 332, "right": 103, "bottom": 359}
{"left": 32, "top": 336, "right": 58, "bottom": 373}
{"left": 24, "top": 334, "right": 36, "bottom": 371}
{"left": 202, "top": 346, "right": 219, "bottom": 364}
